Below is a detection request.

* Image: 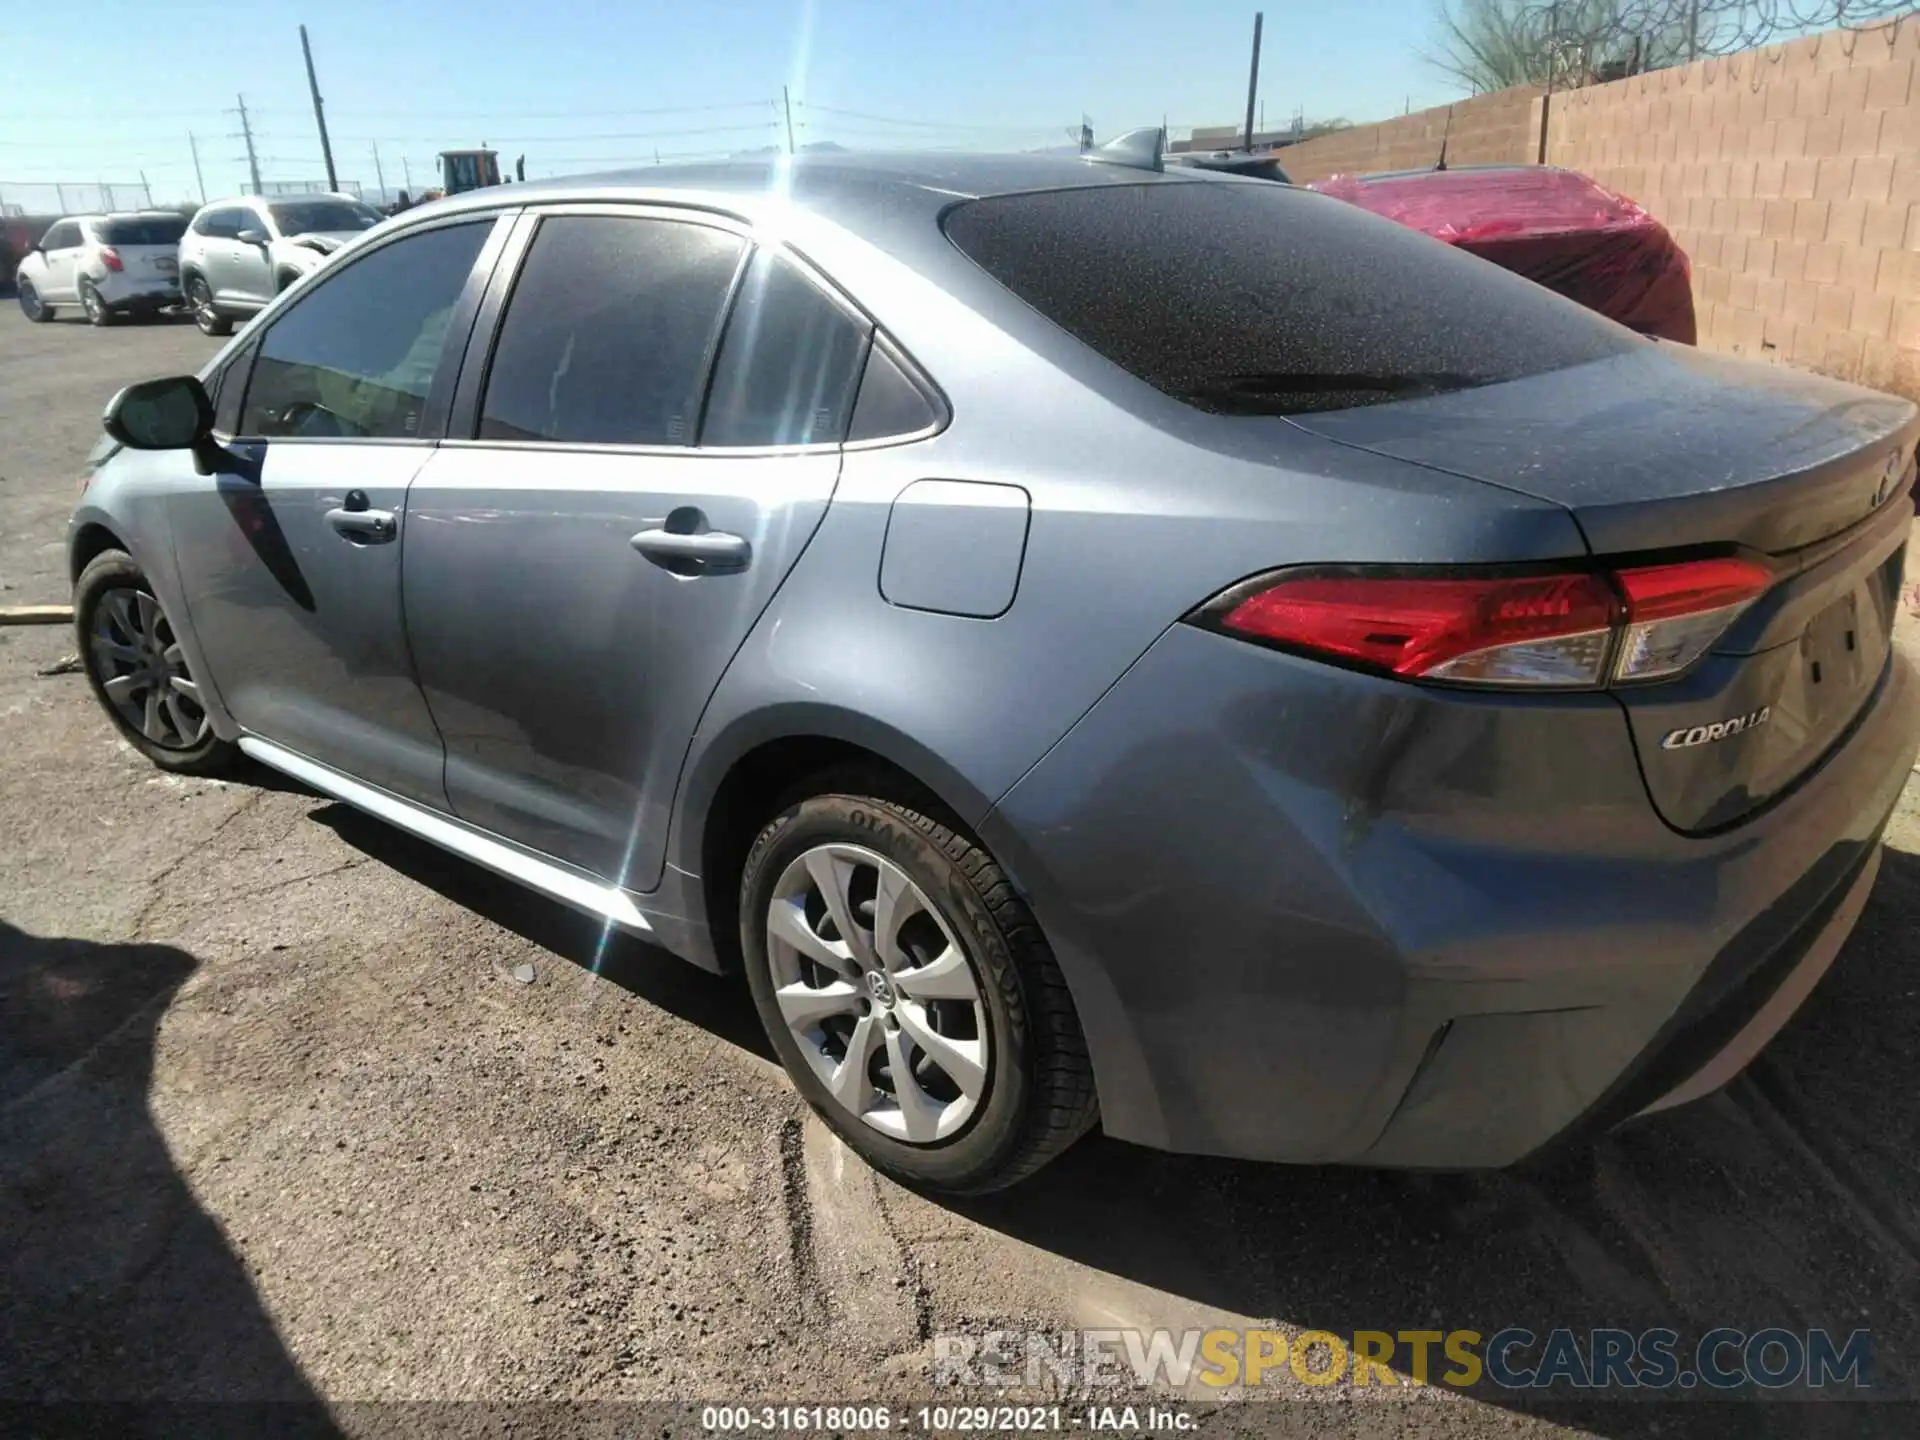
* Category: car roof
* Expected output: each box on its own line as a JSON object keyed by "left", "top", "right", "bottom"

{"left": 414, "top": 150, "right": 1227, "bottom": 233}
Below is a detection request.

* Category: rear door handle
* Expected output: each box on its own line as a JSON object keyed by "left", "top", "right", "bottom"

{"left": 325, "top": 507, "right": 397, "bottom": 544}
{"left": 629, "top": 527, "right": 751, "bottom": 570}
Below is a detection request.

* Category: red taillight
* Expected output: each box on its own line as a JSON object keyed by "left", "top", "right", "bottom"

{"left": 1612, "top": 556, "right": 1772, "bottom": 682}
{"left": 1204, "top": 555, "right": 1773, "bottom": 690}
{"left": 99, "top": 246, "right": 124, "bottom": 272}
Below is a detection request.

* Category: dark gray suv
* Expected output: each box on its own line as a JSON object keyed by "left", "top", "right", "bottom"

{"left": 73, "top": 154, "right": 1920, "bottom": 1191}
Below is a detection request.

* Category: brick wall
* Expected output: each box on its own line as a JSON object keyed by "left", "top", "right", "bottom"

{"left": 1546, "top": 17, "right": 1920, "bottom": 400}
{"left": 1277, "top": 87, "right": 1544, "bottom": 184}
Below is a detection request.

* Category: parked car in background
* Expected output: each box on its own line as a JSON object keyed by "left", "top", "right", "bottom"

{"left": 1308, "top": 164, "right": 1697, "bottom": 343}
{"left": 14, "top": 211, "right": 186, "bottom": 325}
{"left": 72, "top": 155, "right": 1916, "bottom": 1193}
{"left": 178, "top": 193, "right": 384, "bottom": 336}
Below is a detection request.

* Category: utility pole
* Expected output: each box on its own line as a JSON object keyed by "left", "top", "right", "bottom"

{"left": 782, "top": 86, "right": 796, "bottom": 155}
{"left": 1685, "top": 0, "right": 1701, "bottom": 62}
{"left": 300, "top": 25, "right": 339, "bottom": 192}
{"left": 371, "top": 141, "right": 387, "bottom": 202}
{"left": 188, "top": 133, "right": 207, "bottom": 203}
{"left": 1242, "top": 11, "right": 1264, "bottom": 154}
{"left": 140, "top": 171, "right": 153, "bottom": 207}
{"left": 402, "top": 156, "right": 414, "bottom": 194}
{"left": 232, "top": 94, "right": 263, "bottom": 195}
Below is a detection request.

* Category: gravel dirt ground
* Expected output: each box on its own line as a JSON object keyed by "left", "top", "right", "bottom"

{"left": 4, "top": 303, "right": 1920, "bottom": 1439}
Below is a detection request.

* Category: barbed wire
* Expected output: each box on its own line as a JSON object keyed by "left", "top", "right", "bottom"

{"left": 1513, "top": 0, "right": 1915, "bottom": 80}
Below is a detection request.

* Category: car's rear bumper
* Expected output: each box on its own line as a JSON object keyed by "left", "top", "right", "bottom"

{"left": 983, "top": 622, "right": 1918, "bottom": 1167}
{"left": 93, "top": 271, "right": 179, "bottom": 307}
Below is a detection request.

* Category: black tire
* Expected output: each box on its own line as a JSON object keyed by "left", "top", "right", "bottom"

{"left": 80, "top": 279, "right": 117, "bottom": 327}
{"left": 75, "top": 549, "right": 237, "bottom": 776}
{"left": 275, "top": 269, "right": 301, "bottom": 294}
{"left": 739, "top": 782, "right": 1097, "bottom": 1194}
{"left": 185, "top": 274, "right": 231, "bottom": 336}
{"left": 18, "top": 276, "right": 51, "bottom": 322}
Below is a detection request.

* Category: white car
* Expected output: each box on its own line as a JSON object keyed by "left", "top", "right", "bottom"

{"left": 14, "top": 212, "right": 187, "bottom": 325}
{"left": 178, "top": 193, "right": 384, "bottom": 336}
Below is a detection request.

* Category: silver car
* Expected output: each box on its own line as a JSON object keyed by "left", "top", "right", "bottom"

{"left": 73, "top": 155, "right": 1919, "bottom": 1192}
{"left": 178, "top": 193, "right": 384, "bottom": 336}
{"left": 13, "top": 211, "right": 186, "bottom": 325}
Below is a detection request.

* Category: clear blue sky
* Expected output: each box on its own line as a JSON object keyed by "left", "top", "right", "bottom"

{"left": 0, "top": 0, "right": 1467, "bottom": 209}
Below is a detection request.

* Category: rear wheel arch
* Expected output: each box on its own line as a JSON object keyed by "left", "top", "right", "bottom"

{"left": 689, "top": 720, "right": 994, "bottom": 974}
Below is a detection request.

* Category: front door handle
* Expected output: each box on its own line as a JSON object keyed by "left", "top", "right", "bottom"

{"left": 325, "top": 507, "right": 397, "bottom": 544}
{"left": 629, "top": 527, "right": 751, "bottom": 570}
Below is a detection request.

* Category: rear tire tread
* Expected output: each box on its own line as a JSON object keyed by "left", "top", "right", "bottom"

{"left": 744, "top": 774, "right": 1097, "bottom": 1192}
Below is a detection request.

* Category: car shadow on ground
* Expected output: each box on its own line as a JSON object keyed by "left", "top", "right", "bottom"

{"left": 307, "top": 800, "right": 775, "bottom": 1064}
{"left": 950, "top": 843, "right": 1920, "bottom": 1436}
{"left": 302, "top": 787, "right": 1920, "bottom": 1436}
{"left": 0, "top": 920, "right": 339, "bottom": 1432}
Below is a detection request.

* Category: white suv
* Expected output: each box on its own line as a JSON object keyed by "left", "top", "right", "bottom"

{"left": 14, "top": 212, "right": 187, "bottom": 325}
{"left": 178, "top": 193, "right": 384, "bottom": 336}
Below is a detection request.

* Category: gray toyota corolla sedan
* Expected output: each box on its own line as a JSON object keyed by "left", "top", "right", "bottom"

{"left": 72, "top": 153, "right": 1919, "bottom": 1193}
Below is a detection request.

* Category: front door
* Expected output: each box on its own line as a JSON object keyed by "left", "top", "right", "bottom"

{"left": 228, "top": 206, "right": 276, "bottom": 307}
{"left": 167, "top": 215, "right": 503, "bottom": 806}
{"left": 401, "top": 212, "right": 872, "bottom": 889}
{"left": 38, "top": 220, "right": 83, "bottom": 299}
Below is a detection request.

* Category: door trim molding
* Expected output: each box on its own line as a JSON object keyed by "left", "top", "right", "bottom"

{"left": 237, "top": 735, "right": 654, "bottom": 933}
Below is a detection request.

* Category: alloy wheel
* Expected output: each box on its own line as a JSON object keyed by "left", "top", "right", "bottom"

{"left": 17, "top": 280, "right": 42, "bottom": 319}
{"left": 765, "top": 843, "right": 989, "bottom": 1144}
{"left": 87, "top": 586, "right": 210, "bottom": 749}
{"left": 83, "top": 284, "right": 106, "bottom": 323}
{"left": 188, "top": 279, "right": 217, "bottom": 332}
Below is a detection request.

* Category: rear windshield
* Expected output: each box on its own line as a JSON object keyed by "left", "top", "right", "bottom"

{"left": 95, "top": 216, "right": 187, "bottom": 245}
{"left": 269, "top": 200, "right": 383, "bottom": 235}
{"left": 941, "top": 180, "right": 1639, "bottom": 416}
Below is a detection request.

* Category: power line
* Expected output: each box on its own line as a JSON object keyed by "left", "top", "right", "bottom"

{"left": 793, "top": 104, "right": 1071, "bottom": 133}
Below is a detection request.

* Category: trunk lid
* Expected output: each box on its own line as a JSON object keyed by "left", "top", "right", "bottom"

{"left": 110, "top": 243, "right": 180, "bottom": 283}
{"left": 1290, "top": 344, "right": 1919, "bottom": 833}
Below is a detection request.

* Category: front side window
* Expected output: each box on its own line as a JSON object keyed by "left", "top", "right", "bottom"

{"left": 268, "top": 199, "right": 383, "bottom": 236}
{"left": 240, "top": 221, "right": 490, "bottom": 440}
{"left": 196, "top": 208, "right": 241, "bottom": 240}
{"left": 700, "top": 249, "right": 868, "bottom": 447}
{"left": 478, "top": 215, "right": 744, "bottom": 446}
{"left": 41, "top": 222, "right": 79, "bottom": 249}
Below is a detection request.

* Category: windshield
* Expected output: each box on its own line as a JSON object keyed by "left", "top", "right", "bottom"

{"left": 95, "top": 215, "right": 188, "bottom": 245}
{"left": 268, "top": 200, "right": 383, "bottom": 235}
{"left": 942, "top": 180, "right": 1640, "bottom": 416}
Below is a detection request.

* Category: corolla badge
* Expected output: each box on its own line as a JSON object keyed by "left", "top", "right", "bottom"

{"left": 1661, "top": 707, "right": 1772, "bottom": 750}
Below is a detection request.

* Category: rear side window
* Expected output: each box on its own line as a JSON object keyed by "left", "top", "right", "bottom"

{"left": 96, "top": 216, "right": 188, "bottom": 245}
{"left": 942, "top": 181, "right": 1638, "bottom": 416}
{"left": 479, "top": 215, "right": 744, "bottom": 446}
{"left": 241, "top": 221, "right": 489, "bottom": 439}
{"left": 700, "top": 250, "right": 869, "bottom": 447}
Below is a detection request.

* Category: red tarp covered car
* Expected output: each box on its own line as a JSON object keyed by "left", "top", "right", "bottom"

{"left": 1308, "top": 165, "right": 1696, "bottom": 344}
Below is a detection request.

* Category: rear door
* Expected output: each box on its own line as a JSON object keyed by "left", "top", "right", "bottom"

{"left": 402, "top": 207, "right": 869, "bottom": 888}
{"left": 166, "top": 213, "right": 509, "bottom": 805}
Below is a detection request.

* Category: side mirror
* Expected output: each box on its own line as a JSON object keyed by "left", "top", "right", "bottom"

{"left": 103, "top": 376, "right": 228, "bottom": 476}
{"left": 237, "top": 228, "right": 269, "bottom": 247}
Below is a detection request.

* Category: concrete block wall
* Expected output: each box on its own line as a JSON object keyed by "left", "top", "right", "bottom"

{"left": 1546, "top": 16, "right": 1920, "bottom": 400}
{"left": 1276, "top": 87, "right": 1545, "bottom": 185}
{"left": 1273, "top": 17, "right": 1918, "bottom": 401}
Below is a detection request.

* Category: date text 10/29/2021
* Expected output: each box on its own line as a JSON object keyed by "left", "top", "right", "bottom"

{"left": 701, "top": 1407, "right": 1193, "bottom": 1432}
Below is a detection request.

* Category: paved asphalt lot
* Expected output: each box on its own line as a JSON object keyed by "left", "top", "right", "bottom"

{"left": 5, "top": 301, "right": 1920, "bottom": 1437}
